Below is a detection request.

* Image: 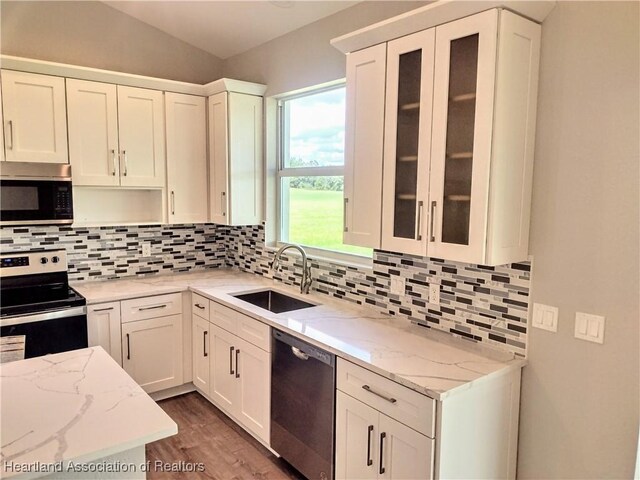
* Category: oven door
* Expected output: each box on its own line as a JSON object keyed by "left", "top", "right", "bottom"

{"left": 0, "top": 306, "right": 87, "bottom": 361}
{"left": 0, "top": 178, "right": 73, "bottom": 226}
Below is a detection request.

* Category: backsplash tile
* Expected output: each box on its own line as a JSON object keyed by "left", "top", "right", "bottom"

{"left": 0, "top": 224, "right": 226, "bottom": 281}
{"left": 225, "top": 225, "right": 530, "bottom": 357}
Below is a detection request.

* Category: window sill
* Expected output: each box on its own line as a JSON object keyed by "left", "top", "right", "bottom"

{"left": 265, "top": 243, "right": 373, "bottom": 271}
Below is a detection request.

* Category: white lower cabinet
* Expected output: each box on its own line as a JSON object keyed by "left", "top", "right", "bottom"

{"left": 191, "top": 314, "right": 210, "bottom": 393}
{"left": 209, "top": 323, "right": 238, "bottom": 411}
{"left": 87, "top": 302, "right": 123, "bottom": 366}
{"left": 235, "top": 337, "right": 270, "bottom": 442}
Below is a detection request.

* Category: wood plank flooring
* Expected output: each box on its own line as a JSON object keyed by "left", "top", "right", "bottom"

{"left": 146, "top": 392, "right": 303, "bottom": 480}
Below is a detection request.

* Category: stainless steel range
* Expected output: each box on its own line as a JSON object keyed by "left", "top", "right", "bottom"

{"left": 0, "top": 249, "right": 87, "bottom": 362}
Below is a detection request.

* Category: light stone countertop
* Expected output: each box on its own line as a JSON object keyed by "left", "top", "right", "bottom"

{"left": 72, "top": 268, "right": 526, "bottom": 401}
{"left": 0, "top": 347, "right": 177, "bottom": 479}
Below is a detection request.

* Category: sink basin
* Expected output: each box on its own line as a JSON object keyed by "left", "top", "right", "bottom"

{"left": 232, "top": 289, "right": 316, "bottom": 314}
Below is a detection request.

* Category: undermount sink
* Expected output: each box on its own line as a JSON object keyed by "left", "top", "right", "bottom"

{"left": 232, "top": 289, "right": 317, "bottom": 314}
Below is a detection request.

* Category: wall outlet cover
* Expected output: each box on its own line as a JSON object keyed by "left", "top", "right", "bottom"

{"left": 574, "top": 312, "right": 605, "bottom": 344}
{"left": 390, "top": 277, "right": 405, "bottom": 296}
{"left": 429, "top": 283, "right": 440, "bottom": 305}
{"left": 237, "top": 242, "right": 244, "bottom": 256}
{"left": 532, "top": 303, "right": 558, "bottom": 332}
{"left": 141, "top": 243, "right": 151, "bottom": 257}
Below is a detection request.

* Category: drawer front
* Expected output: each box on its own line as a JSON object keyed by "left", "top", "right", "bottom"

{"left": 210, "top": 301, "right": 240, "bottom": 335}
{"left": 337, "top": 358, "right": 435, "bottom": 438}
{"left": 237, "top": 314, "right": 270, "bottom": 352}
{"left": 192, "top": 293, "right": 210, "bottom": 320}
{"left": 121, "top": 293, "right": 183, "bottom": 323}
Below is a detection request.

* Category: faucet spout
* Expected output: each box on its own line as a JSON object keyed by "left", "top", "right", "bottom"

{"left": 270, "top": 244, "right": 313, "bottom": 294}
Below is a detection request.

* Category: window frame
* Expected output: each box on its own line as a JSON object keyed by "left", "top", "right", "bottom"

{"left": 275, "top": 82, "right": 372, "bottom": 266}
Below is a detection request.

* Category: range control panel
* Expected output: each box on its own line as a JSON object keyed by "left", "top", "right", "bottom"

{"left": 0, "top": 250, "right": 67, "bottom": 277}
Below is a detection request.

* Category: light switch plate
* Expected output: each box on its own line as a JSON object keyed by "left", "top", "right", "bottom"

{"left": 574, "top": 312, "right": 605, "bottom": 344}
{"left": 429, "top": 283, "right": 440, "bottom": 305}
{"left": 141, "top": 243, "right": 151, "bottom": 257}
{"left": 532, "top": 303, "right": 558, "bottom": 332}
{"left": 390, "top": 277, "right": 405, "bottom": 296}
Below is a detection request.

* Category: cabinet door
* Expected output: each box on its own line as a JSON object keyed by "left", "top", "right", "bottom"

{"left": 121, "top": 314, "right": 183, "bottom": 394}
{"left": 192, "top": 314, "right": 210, "bottom": 394}
{"left": 209, "top": 324, "right": 239, "bottom": 412}
{"left": 381, "top": 29, "right": 435, "bottom": 255}
{"left": 165, "top": 93, "right": 207, "bottom": 223}
{"left": 335, "top": 391, "right": 379, "bottom": 480}
{"left": 1, "top": 70, "right": 68, "bottom": 163}
{"left": 67, "top": 79, "right": 120, "bottom": 186}
{"left": 87, "top": 302, "right": 122, "bottom": 366}
{"left": 343, "top": 44, "right": 386, "bottom": 249}
{"left": 0, "top": 81, "right": 5, "bottom": 162}
{"left": 228, "top": 92, "right": 263, "bottom": 225}
{"left": 117, "top": 86, "right": 165, "bottom": 188}
{"left": 208, "top": 92, "right": 229, "bottom": 225}
{"left": 378, "top": 413, "right": 434, "bottom": 480}
{"left": 235, "top": 338, "right": 270, "bottom": 443}
{"left": 429, "top": 10, "right": 498, "bottom": 264}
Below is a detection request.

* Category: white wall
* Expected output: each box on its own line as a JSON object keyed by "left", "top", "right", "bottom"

{"left": 0, "top": 1, "right": 223, "bottom": 84}
{"left": 518, "top": 2, "right": 639, "bottom": 478}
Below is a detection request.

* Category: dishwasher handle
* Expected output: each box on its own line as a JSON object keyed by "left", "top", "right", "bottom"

{"left": 291, "top": 346, "right": 309, "bottom": 361}
{"left": 273, "top": 329, "right": 335, "bottom": 367}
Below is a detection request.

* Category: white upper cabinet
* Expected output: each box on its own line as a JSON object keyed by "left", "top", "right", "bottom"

{"left": 381, "top": 29, "right": 435, "bottom": 255}
{"left": 341, "top": 9, "right": 541, "bottom": 265}
{"left": 0, "top": 81, "right": 4, "bottom": 162}
{"left": 67, "top": 79, "right": 120, "bottom": 186}
{"left": 117, "top": 85, "right": 165, "bottom": 188}
{"left": 1, "top": 70, "right": 68, "bottom": 163}
{"left": 208, "top": 91, "right": 263, "bottom": 226}
{"left": 343, "top": 43, "right": 386, "bottom": 249}
{"left": 165, "top": 92, "right": 207, "bottom": 224}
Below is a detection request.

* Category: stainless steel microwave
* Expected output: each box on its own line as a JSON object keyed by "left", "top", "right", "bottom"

{"left": 0, "top": 162, "right": 73, "bottom": 226}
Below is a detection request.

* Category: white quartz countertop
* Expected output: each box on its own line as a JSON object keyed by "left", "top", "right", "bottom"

{"left": 73, "top": 269, "right": 526, "bottom": 401}
{"left": 0, "top": 347, "right": 177, "bottom": 479}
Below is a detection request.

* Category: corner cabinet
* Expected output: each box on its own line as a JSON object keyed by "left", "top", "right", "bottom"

{"left": 341, "top": 9, "right": 541, "bottom": 266}
{"left": 208, "top": 91, "right": 264, "bottom": 226}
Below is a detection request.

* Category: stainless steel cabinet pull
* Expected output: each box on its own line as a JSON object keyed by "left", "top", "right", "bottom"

{"left": 126, "top": 333, "right": 131, "bottom": 360}
{"left": 221, "top": 192, "right": 226, "bottom": 217}
{"left": 362, "top": 384, "right": 397, "bottom": 404}
{"left": 379, "top": 432, "right": 386, "bottom": 474}
{"left": 343, "top": 197, "right": 349, "bottom": 232}
{"left": 235, "top": 349, "right": 240, "bottom": 378}
{"left": 291, "top": 346, "right": 309, "bottom": 361}
{"left": 194, "top": 303, "right": 205, "bottom": 310}
{"left": 111, "top": 149, "right": 117, "bottom": 176}
{"left": 366, "top": 425, "right": 374, "bottom": 466}
{"left": 430, "top": 201, "right": 437, "bottom": 242}
{"left": 229, "top": 346, "right": 235, "bottom": 375}
{"left": 171, "top": 191, "right": 176, "bottom": 215}
{"left": 203, "top": 331, "right": 208, "bottom": 357}
{"left": 121, "top": 150, "right": 128, "bottom": 176}
{"left": 93, "top": 306, "right": 114, "bottom": 312}
{"left": 6, "top": 120, "right": 13, "bottom": 149}
{"left": 138, "top": 304, "right": 167, "bottom": 311}
{"left": 416, "top": 200, "right": 424, "bottom": 241}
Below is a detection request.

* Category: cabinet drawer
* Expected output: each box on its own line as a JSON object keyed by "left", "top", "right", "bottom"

{"left": 337, "top": 358, "right": 435, "bottom": 438}
{"left": 121, "top": 293, "right": 182, "bottom": 323}
{"left": 192, "top": 293, "right": 210, "bottom": 320}
{"left": 237, "top": 315, "right": 270, "bottom": 352}
{"left": 210, "top": 301, "right": 241, "bottom": 334}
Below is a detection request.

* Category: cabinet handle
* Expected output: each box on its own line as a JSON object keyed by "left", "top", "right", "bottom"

{"left": 126, "top": 333, "right": 131, "bottom": 360}
{"left": 121, "top": 150, "right": 128, "bottom": 176}
{"left": 229, "top": 346, "right": 235, "bottom": 375}
{"left": 194, "top": 303, "right": 205, "bottom": 310}
{"left": 362, "top": 384, "right": 397, "bottom": 404}
{"left": 416, "top": 200, "right": 424, "bottom": 241}
{"left": 92, "top": 306, "right": 114, "bottom": 312}
{"left": 138, "top": 304, "right": 167, "bottom": 311}
{"left": 343, "top": 197, "right": 349, "bottom": 232}
{"left": 171, "top": 191, "right": 176, "bottom": 215}
{"left": 7, "top": 120, "right": 14, "bottom": 149}
{"left": 379, "top": 432, "right": 386, "bottom": 474}
{"left": 366, "top": 425, "right": 374, "bottom": 466}
{"left": 203, "top": 331, "right": 208, "bottom": 357}
{"left": 429, "top": 200, "right": 437, "bottom": 242}
{"left": 111, "top": 149, "right": 117, "bottom": 176}
{"left": 221, "top": 192, "right": 226, "bottom": 217}
{"left": 235, "top": 349, "right": 240, "bottom": 378}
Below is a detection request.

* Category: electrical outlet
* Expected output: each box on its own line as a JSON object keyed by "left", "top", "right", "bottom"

{"left": 237, "top": 242, "right": 244, "bottom": 256}
{"left": 141, "top": 243, "right": 151, "bottom": 257}
{"left": 429, "top": 283, "right": 440, "bottom": 305}
{"left": 390, "top": 277, "right": 405, "bottom": 296}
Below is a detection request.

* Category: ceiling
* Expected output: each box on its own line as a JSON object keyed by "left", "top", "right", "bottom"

{"left": 103, "top": 1, "right": 359, "bottom": 60}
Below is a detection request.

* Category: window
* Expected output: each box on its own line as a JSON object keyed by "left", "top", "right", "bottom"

{"left": 278, "top": 85, "right": 372, "bottom": 258}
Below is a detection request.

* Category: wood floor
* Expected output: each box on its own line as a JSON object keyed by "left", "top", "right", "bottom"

{"left": 146, "top": 392, "right": 303, "bottom": 480}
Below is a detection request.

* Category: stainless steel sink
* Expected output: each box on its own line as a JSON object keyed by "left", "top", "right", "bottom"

{"left": 232, "top": 289, "right": 316, "bottom": 314}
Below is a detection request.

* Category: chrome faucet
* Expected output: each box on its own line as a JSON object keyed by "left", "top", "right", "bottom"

{"left": 269, "top": 244, "right": 313, "bottom": 294}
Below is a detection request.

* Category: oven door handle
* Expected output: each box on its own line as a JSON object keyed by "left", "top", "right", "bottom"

{"left": 0, "top": 306, "right": 87, "bottom": 327}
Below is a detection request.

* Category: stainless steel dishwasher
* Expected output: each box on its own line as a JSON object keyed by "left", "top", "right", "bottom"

{"left": 271, "top": 329, "right": 335, "bottom": 480}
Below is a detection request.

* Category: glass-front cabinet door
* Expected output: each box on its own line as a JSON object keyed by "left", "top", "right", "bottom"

{"left": 428, "top": 10, "right": 498, "bottom": 264}
{"left": 381, "top": 29, "right": 435, "bottom": 255}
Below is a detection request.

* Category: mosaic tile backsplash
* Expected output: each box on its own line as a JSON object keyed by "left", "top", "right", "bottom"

{"left": 0, "top": 223, "right": 530, "bottom": 356}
